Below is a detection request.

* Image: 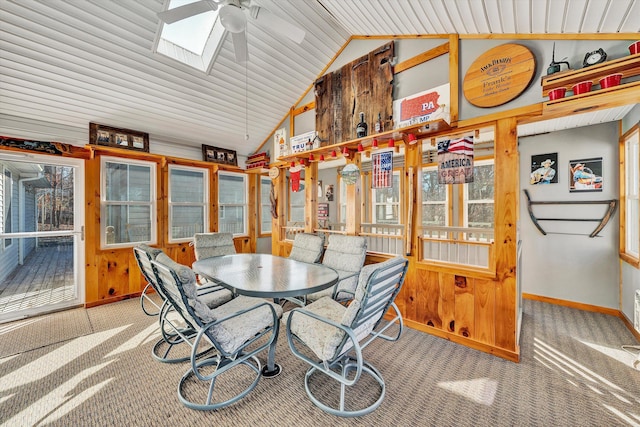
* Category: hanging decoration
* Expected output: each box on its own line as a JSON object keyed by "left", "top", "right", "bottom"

{"left": 290, "top": 163, "right": 303, "bottom": 192}
{"left": 437, "top": 132, "right": 474, "bottom": 184}
{"left": 372, "top": 149, "right": 393, "bottom": 189}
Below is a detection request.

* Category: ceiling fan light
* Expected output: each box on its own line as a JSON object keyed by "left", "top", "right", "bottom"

{"left": 219, "top": 5, "right": 245, "bottom": 33}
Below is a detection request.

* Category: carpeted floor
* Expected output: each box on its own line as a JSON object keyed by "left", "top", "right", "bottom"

{"left": 0, "top": 298, "right": 638, "bottom": 426}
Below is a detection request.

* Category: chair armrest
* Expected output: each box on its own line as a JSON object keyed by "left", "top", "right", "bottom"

{"left": 286, "top": 308, "right": 363, "bottom": 386}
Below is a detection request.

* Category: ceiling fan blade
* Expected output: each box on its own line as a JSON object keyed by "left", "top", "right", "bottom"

{"left": 157, "top": 0, "right": 218, "bottom": 24}
{"left": 252, "top": 7, "right": 305, "bottom": 44}
{"left": 231, "top": 31, "right": 249, "bottom": 63}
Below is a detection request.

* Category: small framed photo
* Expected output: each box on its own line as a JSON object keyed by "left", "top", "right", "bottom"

{"left": 530, "top": 153, "right": 558, "bottom": 185}
{"left": 89, "top": 123, "right": 149, "bottom": 152}
{"left": 96, "top": 130, "right": 111, "bottom": 144}
{"left": 115, "top": 133, "right": 129, "bottom": 146}
{"left": 569, "top": 157, "right": 603, "bottom": 192}
{"left": 131, "top": 136, "right": 145, "bottom": 149}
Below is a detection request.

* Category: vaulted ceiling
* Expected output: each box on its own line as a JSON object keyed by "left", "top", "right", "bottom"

{"left": 1, "top": 0, "right": 638, "bottom": 159}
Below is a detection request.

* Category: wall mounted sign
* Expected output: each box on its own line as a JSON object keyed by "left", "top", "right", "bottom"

{"left": 463, "top": 43, "right": 536, "bottom": 108}
{"left": 392, "top": 83, "right": 450, "bottom": 128}
{"left": 89, "top": 122, "right": 149, "bottom": 152}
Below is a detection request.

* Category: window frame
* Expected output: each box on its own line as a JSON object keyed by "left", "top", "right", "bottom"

{"left": 371, "top": 169, "right": 402, "bottom": 225}
{"left": 1, "top": 166, "right": 14, "bottom": 249}
{"left": 100, "top": 156, "right": 157, "bottom": 249}
{"left": 620, "top": 124, "right": 640, "bottom": 267}
{"left": 420, "top": 164, "right": 449, "bottom": 227}
{"left": 218, "top": 170, "right": 248, "bottom": 236}
{"left": 463, "top": 158, "right": 495, "bottom": 229}
{"left": 167, "top": 164, "right": 209, "bottom": 244}
{"left": 259, "top": 176, "right": 272, "bottom": 236}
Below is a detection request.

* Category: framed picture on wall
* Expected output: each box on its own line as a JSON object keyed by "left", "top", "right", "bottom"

{"left": 202, "top": 144, "right": 238, "bottom": 166}
{"left": 530, "top": 152, "right": 558, "bottom": 185}
{"left": 569, "top": 157, "right": 603, "bottom": 192}
{"left": 89, "top": 122, "right": 149, "bottom": 152}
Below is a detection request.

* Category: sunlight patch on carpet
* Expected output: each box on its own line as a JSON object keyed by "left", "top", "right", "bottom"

{"left": 437, "top": 378, "right": 497, "bottom": 405}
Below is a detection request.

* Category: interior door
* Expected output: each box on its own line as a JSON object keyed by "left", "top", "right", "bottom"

{"left": 0, "top": 152, "right": 84, "bottom": 323}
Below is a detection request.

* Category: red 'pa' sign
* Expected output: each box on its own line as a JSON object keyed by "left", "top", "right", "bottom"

{"left": 400, "top": 91, "right": 440, "bottom": 121}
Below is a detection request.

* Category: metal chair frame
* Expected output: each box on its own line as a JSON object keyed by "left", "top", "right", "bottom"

{"left": 150, "top": 258, "right": 281, "bottom": 410}
{"left": 286, "top": 257, "right": 408, "bottom": 417}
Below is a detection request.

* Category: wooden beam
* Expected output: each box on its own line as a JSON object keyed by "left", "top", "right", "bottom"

{"left": 394, "top": 41, "right": 450, "bottom": 74}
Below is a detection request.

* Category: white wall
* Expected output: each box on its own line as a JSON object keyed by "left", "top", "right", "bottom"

{"left": 519, "top": 122, "right": 620, "bottom": 309}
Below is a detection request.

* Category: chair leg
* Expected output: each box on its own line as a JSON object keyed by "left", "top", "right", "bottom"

{"left": 140, "top": 283, "right": 162, "bottom": 316}
{"left": 177, "top": 354, "right": 262, "bottom": 410}
{"left": 303, "top": 358, "right": 386, "bottom": 417}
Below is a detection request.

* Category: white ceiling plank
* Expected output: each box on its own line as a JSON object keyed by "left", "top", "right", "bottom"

{"left": 618, "top": 0, "right": 640, "bottom": 32}
{"left": 513, "top": 0, "right": 532, "bottom": 33}
{"left": 564, "top": 0, "right": 590, "bottom": 33}
{"left": 597, "top": 0, "right": 635, "bottom": 32}
{"left": 468, "top": 0, "right": 491, "bottom": 33}
{"left": 498, "top": 0, "right": 517, "bottom": 33}
{"left": 531, "top": 0, "right": 548, "bottom": 33}
{"left": 483, "top": 0, "right": 504, "bottom": 33}
{"left": 430, "top": 0, "right": 458, "bottom": 34}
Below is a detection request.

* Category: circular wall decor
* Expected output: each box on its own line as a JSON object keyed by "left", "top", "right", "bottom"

{"left": 268, "top": 166, "right": 280, "bottom": 179}
{"left": 463, "top": 43, "right": 536, "bottom": 108}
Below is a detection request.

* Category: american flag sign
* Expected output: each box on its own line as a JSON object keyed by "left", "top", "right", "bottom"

{"left": 437, "top": 133, "right": 474, "bottom": 184}
{"left": 372, "top": 150, "right": 393, "bottom": 188}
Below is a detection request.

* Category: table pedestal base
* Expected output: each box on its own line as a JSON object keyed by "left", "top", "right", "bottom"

{"left": 262, "top": 363, "right": 282, "bottom": 379}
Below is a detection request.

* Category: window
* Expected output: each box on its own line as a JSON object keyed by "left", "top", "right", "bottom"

{"left": 101, "top": 157, "right": 156, "bottom": 248}
{"left": 421, "top": 166, "right": 448, "bottom": 226}
{"left": 622, "top": 126, "right": 639, "bottom": 264}
{"left": 260, "top": 176, "right": 272, "bottom": 234}
{"left": 218, "top": 171, "right": 247, "bottom": 235}
{"left": 372, "top": 171, "right": 401, "bottom": 224}
{"left": 288, "top": 172, "right": 305, "bottom": 224}
{"left": 464, "top": 159, "right": 495, "bottom": 228}
{"left": 168, "top": 165, "right": 208, "bottom": 242}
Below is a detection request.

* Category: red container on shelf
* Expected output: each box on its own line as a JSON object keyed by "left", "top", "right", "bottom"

{"left": 548, "top": 87, "right": 567, "bottom": 100}
{"left": 630, "top": 41, "right": 640, "bottom": 55}
{"left": 599, "top": 73, "right": 623, "bottom": 89}
{"left": 572, "top": 81, "right": 593, "bottom": 95}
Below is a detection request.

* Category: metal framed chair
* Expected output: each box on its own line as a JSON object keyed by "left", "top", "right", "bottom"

{"left": 285, "top": 256, "right": 408, "bottom": 417}
{"left": 288, "top": 233, "right": 325, "bottom": 264}
{"left": 191, "top": 232, "right": 237, "bottom": 286}
{"left": 150, "top": 253, "right": 283, "bottom": 410}
{"left": 133, "top": 245, "right": 233, "bottom": 363}
{"left": 192, "top": 232, "right": 236, "bottom": 260}
{"left": 306, "top": 234, "right": 367, "bottom": 303}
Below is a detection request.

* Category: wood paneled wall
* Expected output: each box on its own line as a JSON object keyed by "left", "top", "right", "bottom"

{"left": 84, "top": 147, "right": 255, "bottom": 308}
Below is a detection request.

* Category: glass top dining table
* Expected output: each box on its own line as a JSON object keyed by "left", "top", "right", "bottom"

{"left": 192, "top": 253, "right": 339, "bottom": 379}
{"left": 192, "top": 253, "right": 339, "bottom": 299}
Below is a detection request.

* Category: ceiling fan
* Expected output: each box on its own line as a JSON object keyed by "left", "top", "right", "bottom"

{"left": 157, "top": 0, "right": 306, "bottom": 63}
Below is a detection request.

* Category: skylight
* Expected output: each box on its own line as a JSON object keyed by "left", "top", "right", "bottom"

{"left": 154, "top": 0, "right": 226, "bottom": 73}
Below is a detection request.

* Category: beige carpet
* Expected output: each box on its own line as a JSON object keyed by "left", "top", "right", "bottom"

{"left": 0, "top": 298, "right": 639, "bottom": 426}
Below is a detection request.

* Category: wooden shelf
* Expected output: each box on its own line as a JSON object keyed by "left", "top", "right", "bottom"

{"left": 541, "top": 53, "right": 640, "bottom": 96}
{"left": 277, "top": 119, "right": 450, "bottom": 162}
{"left": 542, "top": 80, "right": 640, "bottom": 119}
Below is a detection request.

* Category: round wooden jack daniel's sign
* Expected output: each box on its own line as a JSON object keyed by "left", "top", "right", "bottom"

{"left": 463, "top": 43, "right": 536, "bottom": 108}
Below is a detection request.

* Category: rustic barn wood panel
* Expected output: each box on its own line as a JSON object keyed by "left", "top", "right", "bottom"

{"left": 315, "top": 41, "right": 394, "bottom": 146}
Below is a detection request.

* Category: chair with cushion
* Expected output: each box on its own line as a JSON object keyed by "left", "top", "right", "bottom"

{"left": 285, "top": 256, "right": 408, "bottom": 417}
{"left": 306, "top": 234, "right": 367, "bottom": 303}
{"left": 192, "top": 232, "right": 236, "bottom": 260}
{"left": 133, "top": 243, "right": 164, "bottom": 316}
{"left": 133, "top": 245, "right": 234, "bottom": 363}
{"left": 192, "top": 232, "right": 237, "bottom": 286}
{"left": 150, "top": 253, "right": 283, "bottom": 410}
{"left": 288, "top": 233, "right": 325, "bottom": 264}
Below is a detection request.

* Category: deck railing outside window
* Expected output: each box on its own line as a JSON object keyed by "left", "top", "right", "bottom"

{"left": 359, "top": 223, "right": 405, "bottom": 255}
{"left": 419, "top": 226, "right": 494, "bottom": 268}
